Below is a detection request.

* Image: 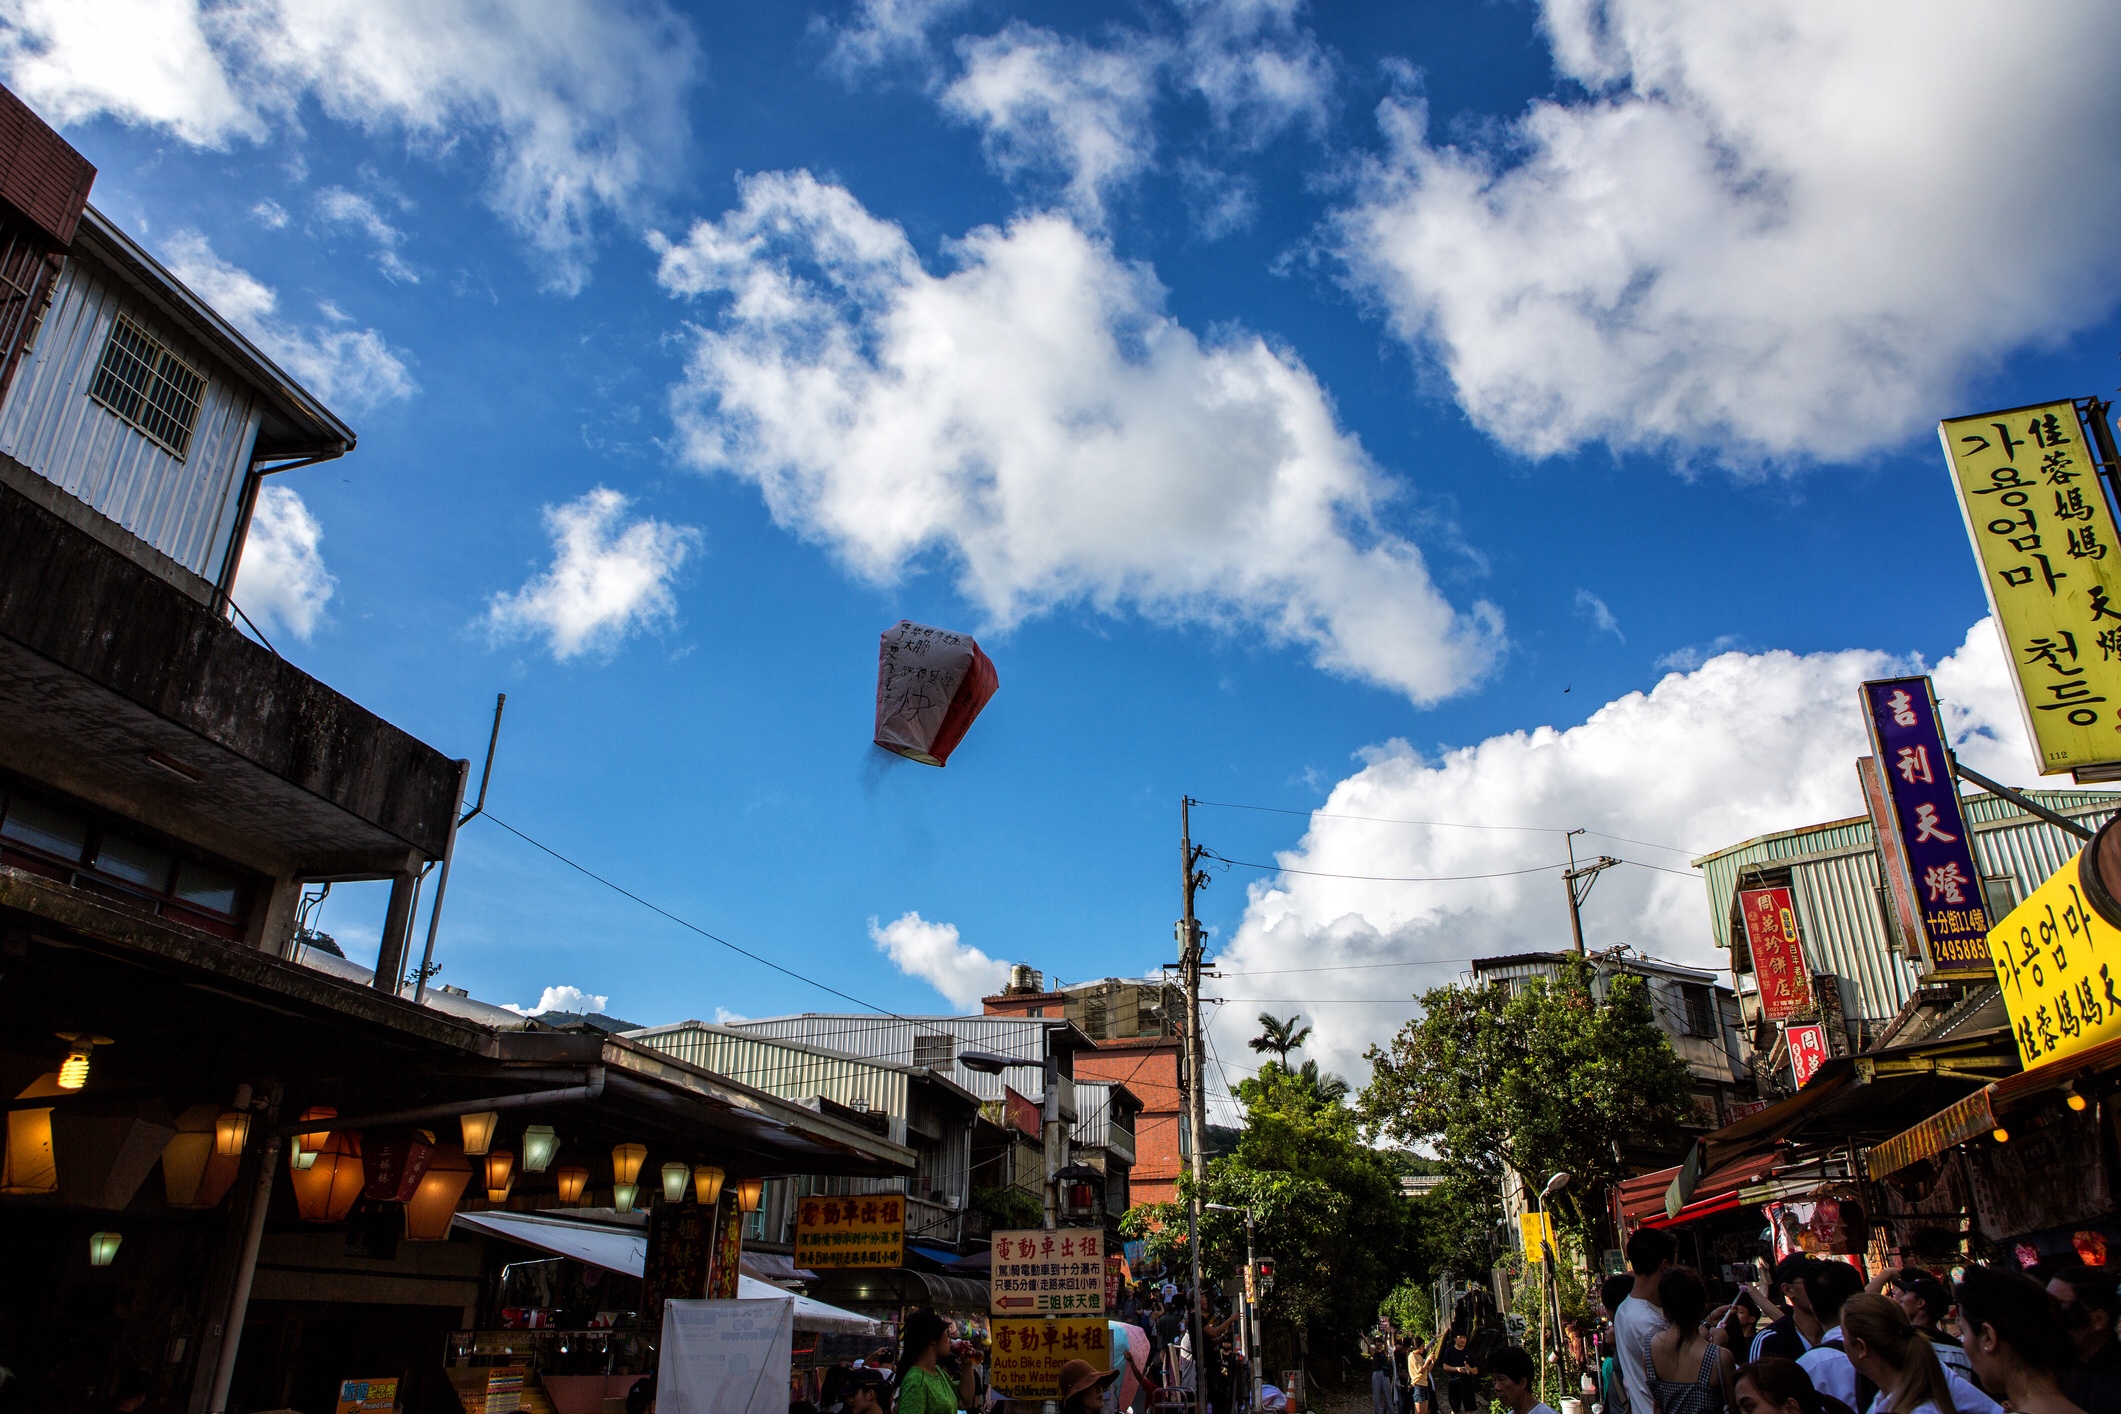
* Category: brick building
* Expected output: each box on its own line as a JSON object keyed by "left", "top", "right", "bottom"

{"left": 983, "top": 967, "right": 1187, "bottom": 1206}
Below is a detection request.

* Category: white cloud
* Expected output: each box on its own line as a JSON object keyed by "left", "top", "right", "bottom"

{"left": 251, "top": 198, "right": 290, "bottom": 230}
{"left": 1329, "top": 0, "right": 2121, "bottom": 465}
{"left": 820, "top": 0, "right": 972, "bottom": 78}
{"left": 316, "top": 186, "right": 416, "bottom": 283}
{"left": 654, "top": 171, "right": 1502, "bottom": 704}
{"left": 1573, "top": 588, "right": 1622, "bottom": 640}
{"left": 943, "top": 25, "right": 1164, "bottom": 224}
{"left": 713, "top": 1006, "right": 748, "bottom": 1025}
{"left": 1211, "top": 618, "right": 2041, "bottom": 1082}
{"left": 503, "top": 984, "right": 611, "bottom": 1018}
{"left": 485, "top": 486, "right": 698, "bottom": 661}
{"left": 1174, "top": 0, "right": 1332, "bottom": 146}
{"left": 870, "top": 911, "right": 1010, "bottom": 1010}
{"left": 160, "top": 230, "right": 416, "bottom": 410}
{"left": 232, "top": 483, "right": 334, "bottom": 639}
{"left": 0, "top": 0, "right": 698, "bottom": 293}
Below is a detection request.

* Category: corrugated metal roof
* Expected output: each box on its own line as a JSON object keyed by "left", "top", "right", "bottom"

{"left": 721, "top": 1014, "right": 1073, "bottom": 1108}
{"left": 626, "top": 1023, "right": 917, "bottom": 1146}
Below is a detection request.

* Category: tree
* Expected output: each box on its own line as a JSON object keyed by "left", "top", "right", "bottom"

{"left": 1358, "top": 955, "right": 1692, "bottom": 1241}
{"left": 1249, "top": 1012, "right": 1312, "bottom": 1063}
{"left": 1296, "top": 1058, "right": 1348, "bottom": 1105}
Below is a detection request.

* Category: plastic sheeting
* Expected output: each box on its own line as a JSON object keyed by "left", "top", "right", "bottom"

{"left": 661, "top": 1298, "right": 793, "bottom": 1414}
{"left": 874, "top": 621, "right": 999, "bottom": 767}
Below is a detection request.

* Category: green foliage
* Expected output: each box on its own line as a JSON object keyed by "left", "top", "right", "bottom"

{"left": 972, "top": 1183, "right": 1043, "bottom": 1231}
{"left": 1378, "top": 1279, "right": 1437, "bottom": 1340}
{"left": 1359, "top": 956, "right": 1692, "bottom": 1241}
{"left": 1249, "top": 1012, "right": 1313, "bottom": 1062}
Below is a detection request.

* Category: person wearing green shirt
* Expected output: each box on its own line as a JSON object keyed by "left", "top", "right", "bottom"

{"left": 897, "top": 1309, "right": 983, "bottom": 1414}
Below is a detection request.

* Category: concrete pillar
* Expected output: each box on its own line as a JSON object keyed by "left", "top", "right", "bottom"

{"left": 372, "top": 870, "right": 417, "bottom": 993}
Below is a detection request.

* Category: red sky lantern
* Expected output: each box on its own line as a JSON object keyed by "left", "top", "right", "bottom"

{"left": 874, "top": 621, "right": 999, "bottom": 767}
{"left": 362, "top": 1130, "right": 435, "bottom": 1204}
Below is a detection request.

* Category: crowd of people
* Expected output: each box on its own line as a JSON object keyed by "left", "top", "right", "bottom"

{"left": 1588, "top": 1227, "right": 2118, "bottom": 1414}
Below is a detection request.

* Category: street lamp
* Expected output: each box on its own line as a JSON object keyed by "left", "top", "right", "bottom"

{"left": 1529, "top": 1173, "right": 1571, "bottom": 1393}
{"left": 958, "top": 1048, "right": 1065, "bottom": 1230}
{"left": 1206, "top": 1203, "right": 1264, "bottom": 1414}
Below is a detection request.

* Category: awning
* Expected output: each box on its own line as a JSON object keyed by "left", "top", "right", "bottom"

{"left": 1617, "top": 1154, "right": 1780, "bottom": 1226}
{"left": 1869, "top": 1028, "right": 2121, "bottom": 1178}
{"left": 741, "top": 1252, "right": 818, "bottom": 1284}
{"left": 802, "top": 1266, "right": 991, "bottom": 1314}
{"left": 453, "top": 1211, "right": 882, "bottom": 1335}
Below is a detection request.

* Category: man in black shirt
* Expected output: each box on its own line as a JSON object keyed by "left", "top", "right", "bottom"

{"left": 2053, "top": 1265, "right": 2121, "bottom": 1414}
{"left": 1748, "top": 1256, "right": 1823, "bottom": 1362}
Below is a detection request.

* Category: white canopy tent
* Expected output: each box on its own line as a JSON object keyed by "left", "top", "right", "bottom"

{"left": 453, "top": 1210, "right": 883, "bottom": 1335}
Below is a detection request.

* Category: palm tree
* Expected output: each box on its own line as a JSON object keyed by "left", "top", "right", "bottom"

{"left": 1298, "top": 1058, "right": 1350, "bottom": 1104}
{"left": 1248, "top": 1011, "right": 1312, "bottom": 1063}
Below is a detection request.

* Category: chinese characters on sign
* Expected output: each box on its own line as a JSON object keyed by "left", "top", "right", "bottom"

{"left": 1859, "top": 678, "right": 1992, "bottom": 975}
{"left": 1787, "top": 1024, "right": 1830, "bottom": 1088}
{"left": 1738, "top": 886, "right": 1813, "bottom": 1019}
{"left": 793, "top": 1194, "right": 905, "bottom": 1270}
{"left": 1940, "top": 400, "right": 2121, "bottom": 774}
{"left": 990, "top": 1228, "right": 1106, "bottom": 1313}
{"left": 1987, "top": 851, "right": 2121, "bottom": 1069}
{"left": 988, "top": 1318, "right": 1109, "bottom": 1399}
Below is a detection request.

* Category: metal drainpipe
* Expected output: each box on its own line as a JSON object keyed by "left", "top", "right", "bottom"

{"left": 208, "top": 1118, "right": 283, "bottom": 1411}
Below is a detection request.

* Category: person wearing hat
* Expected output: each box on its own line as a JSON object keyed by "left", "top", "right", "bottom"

{"left": 1058, "top": 1358, "right": 1122, "bottom": 1414}
{"left": 839, "top": 1367, "right": 889, "bottom": 1414}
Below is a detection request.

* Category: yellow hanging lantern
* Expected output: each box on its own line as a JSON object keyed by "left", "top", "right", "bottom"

{"left": 405, "top": 1146, "right": 474, "bottom": 1241}
{"left": 556, "top": 1165, "right": 590, "bottom": 1206}
{"left": 611, "top": 1143, "right": 647, "bottom": 1185}
{"left": 214, "top": 1109, "right": 252, "bottom": 1157}
{"left": 735, "top": 1175, "right": 765, "bottom": 1214}
{"left": 484, "top": 1150, "right": 516, "bottom": 1203}
{"left": 693, "top": 1165, "right": 726, "bottom": 1206}
{"left": 460, "top": 1111, "right": 500, "bottom": 1157}
{"left": 290, "top": 1130, "right": 364, "bottom": 1223}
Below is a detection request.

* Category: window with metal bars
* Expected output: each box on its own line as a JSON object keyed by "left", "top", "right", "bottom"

{"left": 87, "top": 313, "right": 205, "bottom": 459}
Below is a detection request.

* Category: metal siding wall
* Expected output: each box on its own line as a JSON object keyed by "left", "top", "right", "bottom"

{"left": 726, "top": 1015, "right": 1051, "bottom": 1106}
{"left": 1972, "top": 806, "right": 2120, "bottom": 898}
{"left": 1789, "top": 849, "right": 1919, "bottom": 1021}
{"left": 0, "top": 256, "right": 261, "bottom": 578}
{"left": 631, "top": 1026, "right": 910, "bottom": 1146}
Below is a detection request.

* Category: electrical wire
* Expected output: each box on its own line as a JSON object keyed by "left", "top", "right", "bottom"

{"left": 1203, "top": 850, "right": 1567, "bottom": 883}
{"left": 1188, "top": 798, "right": 1705, "bottom": 857}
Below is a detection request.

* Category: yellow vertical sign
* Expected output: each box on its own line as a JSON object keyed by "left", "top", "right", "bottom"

{"left": 1518, "top": 1212, "right": 1555, "bottom": 1261}
{"left": 1941, "top": 399, "right": 2121, "bottom": 773}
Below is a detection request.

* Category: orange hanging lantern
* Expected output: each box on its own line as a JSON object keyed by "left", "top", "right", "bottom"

{"left": 362, "top": 1130, "right": 435, "bottom": 1204}
{"left": 290, "top": 1130, "right": 364, "bottom": 1223}
{"left": 484, "top": 1150, "right": 516, "bottom": 1203}
{"left": 556, "top": 1164, "right": 590, "bottom": 1206}
{"left": 405, "top": 1146, "right": 474, "bottom": 1240}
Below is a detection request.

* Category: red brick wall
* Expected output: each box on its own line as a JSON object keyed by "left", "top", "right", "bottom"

{"left": 1076, "top": 1042, "right": 1183, "bottom": 1206}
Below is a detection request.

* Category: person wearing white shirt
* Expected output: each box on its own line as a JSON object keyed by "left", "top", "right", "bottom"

{"left": 1613, "top": 1229, "right": 1676, "bottom": 1414}
{"left": 1836, "top": 1293, "right": 2002, "bottom": 1414}
{"left": 1797, "top": 1262, "right": 1866, "bottom": 1411}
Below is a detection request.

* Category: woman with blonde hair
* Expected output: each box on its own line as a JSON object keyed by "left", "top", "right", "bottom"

{"left": 1836, "top": 1294, "right": 1998, "bottom": 1414}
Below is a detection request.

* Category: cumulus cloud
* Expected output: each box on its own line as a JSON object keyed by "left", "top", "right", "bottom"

{"left": 160, "top": 231, "right": 416, "bottom": 409}
{"left": 485, "top": 486, "right": 698, "bottom": 661}
{"left": 1173, "top": 0, "right": 1332, "bottom": 146}
{"left": 870, "top": 911, "right": 1010, "bottom": 1010}
{"left": 504, "top": 984, "right": 611, "bottom": 1018}
{"left": 821, "top": 0, "right": 972, "bottom": 79}
{"left": 654, "top": 171, "right": 1501, "bottom": 704}
{"left": 1210, "top": 618, "right": 2039, "bottom": 1082}
{"left": 316, "top": 186, "right": 416, "bottom": 283}
{"left": 1329, "top": 0, "right": 2121, "bottom": 464}
{"left": 0, "top": 0, "right": 698, "bottom": 292}
{"left": 943, "top": 25, "right": 1163, "bottom": 224}
{"left": 232, "top": 484, "right": 334, "bottom": 639}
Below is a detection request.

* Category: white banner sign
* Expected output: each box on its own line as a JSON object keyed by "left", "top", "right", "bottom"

{"left": 660, "top": 1298, "right": 793, "bottom": 1414}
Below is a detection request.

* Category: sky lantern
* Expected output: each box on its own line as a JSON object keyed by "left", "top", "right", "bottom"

{"left": 874, "top": 621, "right": 999, "bottom": 767}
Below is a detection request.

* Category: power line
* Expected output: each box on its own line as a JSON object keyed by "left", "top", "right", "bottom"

{"left": 1187, "top": 798, "right": 1704, "bottom": 857}
{"left": 1204, "top": 850, "right": 1566, "bottom": 883}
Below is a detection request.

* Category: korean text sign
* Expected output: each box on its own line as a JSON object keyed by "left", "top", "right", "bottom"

{"left": 793, "top": 1194, "right": 904, "bottom": 1270}
{"left": 991, "top": 1228, "right": 1105, "bottom": 1313}
{"left": 1941, "top": 400, "right": 2121, "bottom": 773}
{"left": 989, "top": 1317, "right": 1109, "bottom": 1399}
{"left": 1859, "top": 678, "right": 1991, "bottom": 974}
{"left": 1987, "top": 851, "right": 2121, "bottom": 1070}
{"left": 1738, "top": 887, "right": 1812, "bottom": 1019}
{"left": 1788, "top": 1024, "right": 1829, "bottom": 1088}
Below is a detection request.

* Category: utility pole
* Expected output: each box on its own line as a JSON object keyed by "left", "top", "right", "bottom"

{"left": 1562, "top": 829, "right": 1620, "bottom": 956}
{"left": 1179, "top": 797, "right": 1211, "bottom": 1414}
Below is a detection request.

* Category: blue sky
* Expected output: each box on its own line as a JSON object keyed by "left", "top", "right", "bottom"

{"left": 14, "top": 0, "right": 2121, "bottom": 1088}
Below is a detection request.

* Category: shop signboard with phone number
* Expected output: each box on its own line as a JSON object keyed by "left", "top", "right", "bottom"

{"left": 990, "top": 1228, "right": 1105, "bottom": 1313}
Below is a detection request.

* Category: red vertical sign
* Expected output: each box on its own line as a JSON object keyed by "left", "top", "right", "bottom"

{"left": 1739, "top": 887, "right": 1813, "bottom": 1020}
{"left": 1788, "top": 1024, "right": 1830, "bottom": 1087}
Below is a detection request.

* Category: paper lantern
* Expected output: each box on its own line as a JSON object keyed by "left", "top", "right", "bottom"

{"left": 460, "top": 1111, "right": 500, "bottom": 1156}
{"left": 292, "top": 1106, "right": 337, "bottom": 1170}
{"left": 874, "top": 621, "right": 1000, "bottom": 767}
{"left": 611, "top": 1143, "right": 647, "bottom": 1185}
{"left": 214, "top": 1110, "right": 251, "bottom": 1157}
{"left": 485, "top": 1150, "right": 516, "bottom": 1203}
{"left": 363, "top": 1130, "right": 436, "bottom": 1204}
{"left": 2, "top": 1108, "right": 56, "bottom": 1194}
{"left": 167, "top": 1105, "right": 239, "bottom": 1208}
{"left": 290, "top": 1131, "right": 364, "bottom": 1223}
{"left": 405, "top": 1146, "right": 474, "bottom": 1240}
{"left": 612, "top": 1182, "right": 637, "bottom": 1214}
{"left": 661, "top": 1161, "right": 690, "bottom": 1204}
{"left": 693, "top": 1165, "right": 726, "bottom": 1206}
{"left": 735, "top": 1175, "right": 765, "bottom": 1213}
{"left": 88, "top": 1231, "right": 122, "bottom": 1266}
{"left": 522, "top": 1124, "right": 559, "bottom": 1173}
{"left": 557, "top": 1165, "right": 590, "bottom": 1206}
